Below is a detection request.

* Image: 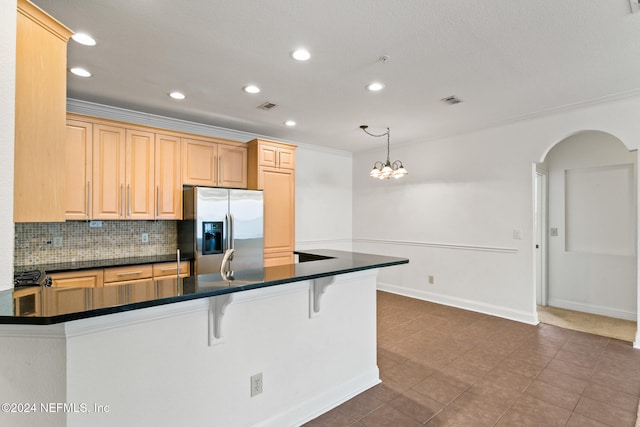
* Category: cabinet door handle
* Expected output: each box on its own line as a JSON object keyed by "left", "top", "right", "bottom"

{"left": 117, "top": 271, "right": 143, "bottom": 276}
{"left": 87, "top": 182, "right": 92, "bottom": 219}
{"left": 156, "top": 186, "right": 160, "bottom": 217}
{"left": 217, "top": 156, "right": 221, "bottom": 186}
{"left": 120, "top": 184, "right": 124, "bottom": 217}
{"left": 127, "top": 184, "right": 131, "bottom": 217}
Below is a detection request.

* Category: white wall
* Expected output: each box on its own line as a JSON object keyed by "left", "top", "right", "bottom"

{"left": 295, "top": 147, "right": 353, "bottom": 252}
{"left": 545, "top": 131, "right": 637, "bottom": 319}
{"left": 354, "top": 94, "right": 640, "bottom": 326}
{"left": 0, "top": 0, "right": 16, "bottom": 292}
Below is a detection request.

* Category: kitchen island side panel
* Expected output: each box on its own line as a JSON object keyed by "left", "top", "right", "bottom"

{"left": 0, "top": 327, "right": 67, "bottom": 427}
{"left": 62, "top": 269, "right": 378, "bottom": 427}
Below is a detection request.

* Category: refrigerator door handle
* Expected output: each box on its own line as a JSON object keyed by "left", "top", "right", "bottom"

{"left": 225, "top": 213, "right": 229, "bottom": 251}
{"left": 229, "top": 214, "right": 235, "bottom": 249}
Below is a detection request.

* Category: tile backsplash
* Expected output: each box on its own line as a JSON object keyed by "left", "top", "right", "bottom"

{"left": 15, "top": 221, "right": 178, "bottom": 267}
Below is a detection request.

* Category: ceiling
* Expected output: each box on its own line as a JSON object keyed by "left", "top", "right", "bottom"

{"left": 32, "top": 0, "right": 640, "bottom": 152}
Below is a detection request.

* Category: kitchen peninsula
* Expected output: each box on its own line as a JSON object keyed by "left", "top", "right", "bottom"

{"left": 0, "top": 250, "right": 408, "bottom": 427}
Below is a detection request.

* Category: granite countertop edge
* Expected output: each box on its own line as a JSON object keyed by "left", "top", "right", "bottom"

{"left": 3, "top": 250, "right": 409, "bottom": 325}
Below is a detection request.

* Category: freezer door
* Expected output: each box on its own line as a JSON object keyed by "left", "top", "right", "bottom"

{"left": 194, "top": 187, "right": 229, "bottom": 275}
{"left": 229, "top": 189, "right": 264, "bottom": 270}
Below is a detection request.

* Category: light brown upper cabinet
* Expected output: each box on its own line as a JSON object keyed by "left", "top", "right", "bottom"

{"left": 66, "top": 116, "right": 183, "bottom": 220}
{"left": 247, "top": 139, "right": 297, "bottom": 267}
{"left": 91, "top": 123, "right": 126, "bottom": 219}
{"left": 14, "top": 0, "right": 72, "bottom": 222}
{"left": 65, "top": 120, "right": 93, "bottom": 220}
{"left": 155, "top": 134, "right": 182, "bottom": 219}
{"left": 182, "top": 138, "right": 248, "bottom": 188}
{"left": 125, "top": 129, "right": 155, "bottom": 219}
{"left": 256, "top": 143, "right": 296, "bottom": 170}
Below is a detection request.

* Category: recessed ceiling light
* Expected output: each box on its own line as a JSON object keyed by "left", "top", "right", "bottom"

{"left": 284, "top": 120, "right": 296, "bottom": 127}
{"left": 169, "top": 91, "right": 186, "bottom": 100}
{"left": 70, "top": 67, "right": 91, "bottom": 77}
{"left": 71, "top": 32, "right": 96, "bottom": 46}
{"left": 243, "top": 85, "right": 261, "bottom": 94}
{"left": 291, "top": 49, "right": 310, "bottom": 61}
{"left": 367, "top": 82, "right": 385, "bottom": 92}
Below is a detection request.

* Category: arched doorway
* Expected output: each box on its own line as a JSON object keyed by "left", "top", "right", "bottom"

{"left": 535, "top": 130, "right": 637, "bottom": 340}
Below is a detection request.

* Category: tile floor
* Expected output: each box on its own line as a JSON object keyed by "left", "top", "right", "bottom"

{"left": 305, "top": 291, "right": 640, "bottom": 427}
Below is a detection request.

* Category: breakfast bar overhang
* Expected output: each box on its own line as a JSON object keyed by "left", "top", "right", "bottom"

{"left": 0, "top": 250, "right": 408, "bottom": 427}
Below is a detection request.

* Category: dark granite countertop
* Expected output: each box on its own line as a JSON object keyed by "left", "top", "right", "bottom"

{"left": 15, "top": 253, "right": 191, "bottom": 275}
{"left": 2, "top": 250, "right": 409, "bottom": 325}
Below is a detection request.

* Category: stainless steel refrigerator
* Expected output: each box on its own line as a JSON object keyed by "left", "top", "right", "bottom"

{"left": 178, "top": 187, "right": 264, "bottom": 276}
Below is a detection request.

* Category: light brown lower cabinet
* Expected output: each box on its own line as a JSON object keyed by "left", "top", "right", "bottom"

{"left": 152, "top": 261, "right": 190, "bottom": 280}
{"left": 49, "top": 269, "right": 104, "bottom": 288}
{"left": 44, "top": 287, "right": 90, "bottom": 316}
{"left": 45, "top": 261, "right": 191, "bottom": 313}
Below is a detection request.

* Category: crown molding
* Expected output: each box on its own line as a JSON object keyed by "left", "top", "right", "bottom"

{"left": 67, "top": 99, "right": 352, "bottom": 157}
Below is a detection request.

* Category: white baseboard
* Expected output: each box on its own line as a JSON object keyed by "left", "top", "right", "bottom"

{"left": 547, "top": 298, "right": 636, "bottom": 321}
{"left": 256, "top": 368, "right": 380, "bottom": 427}
{"left": 378, "top": 282, "right": 539, "bottom": 325}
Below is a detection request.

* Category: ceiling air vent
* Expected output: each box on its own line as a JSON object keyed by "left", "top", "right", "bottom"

{"left": 258, "top": 101, "right": 277, "bottom": 110}
{"left": 441, "top": 95, "right": 462, "bottom": 105}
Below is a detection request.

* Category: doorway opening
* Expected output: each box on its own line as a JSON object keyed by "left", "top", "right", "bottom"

{"left": 534, "top": 130, "right": 637, "bottom": 341}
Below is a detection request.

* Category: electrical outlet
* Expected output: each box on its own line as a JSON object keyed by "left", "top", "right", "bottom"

{"left": 141, "top": 233, "right": 149, "bottom": 244}
{"left": 250, "top": 373, "right": 263, "bottom": 397}
{"left": 89, "top": 220, "right": 103, "bottom": 228}
{"left": 513, "top": 229, "right": 522, "bottom": 240}
{"left": 53, "top": 236, "right": 63, "bottom": 248}
{"left": 428, "top": 275, "right": 434, "bottom": 284}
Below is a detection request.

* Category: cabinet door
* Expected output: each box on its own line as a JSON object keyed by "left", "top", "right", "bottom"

{"left": 218, "top": 143, "right": 248, "bottom": 188}
{"left": 152, "top": 261, "right": 190, "bottom": 279}
{"left": 104, "top": 264, "right": 153, "bottom": 284}
{"left": 126, "top": 129, "right": 155, "bottom": 219}
{"left": 262, "top": 167, "right": 295, "bottom": 255}
{"left": 258, "top": 144, "right": 279, "bottom": 167}
{"left": 93, "top": 124, "right": 126, "bottom": 219}
{"left": 155, "top": 134, "right": 182, "bottom": 219}
{"left": 125, "top": 281, "right": 156, "bottom": 303}
{"left": 182, "top": 138, "right": 217, "bottom": 186}
{"left": 14, "top": 0, "right": 71, "bottom": 223}
{"left": 65, "top": 120, "right": 93, "bottom": 220}
{"left": 44, "top": 288, "right": 90, "bottom": 316}
{"left": 277, "top": 147, "right": 296, "bottom": 170}
{"left": 49, "top": 269, "right": 104, "bottom": 288}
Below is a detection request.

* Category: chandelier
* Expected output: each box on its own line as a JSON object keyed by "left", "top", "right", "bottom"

{"left": 359, "top": 125, "right": 408, "bottom": 179}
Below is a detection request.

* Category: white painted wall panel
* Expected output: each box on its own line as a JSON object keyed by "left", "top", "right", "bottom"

{"left": 565, "top": 164, "right": 635, "bottom": 256}
{"left": 295, "top": 147, "right": 353, "bottom": 251}
{"left": 0, "top": 0, "right": 16, "bottom": 292}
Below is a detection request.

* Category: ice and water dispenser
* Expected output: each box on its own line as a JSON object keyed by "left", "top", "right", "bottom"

{"left": 202, "top": 221, "right": 223, "bottom": 255}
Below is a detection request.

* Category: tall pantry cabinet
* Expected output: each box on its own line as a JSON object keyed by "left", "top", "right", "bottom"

{"left": 247, "top": 139, "right": 297, "bottom": 267}
{"left": 14, "top": 0, "right": 72, "bottom": 222}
